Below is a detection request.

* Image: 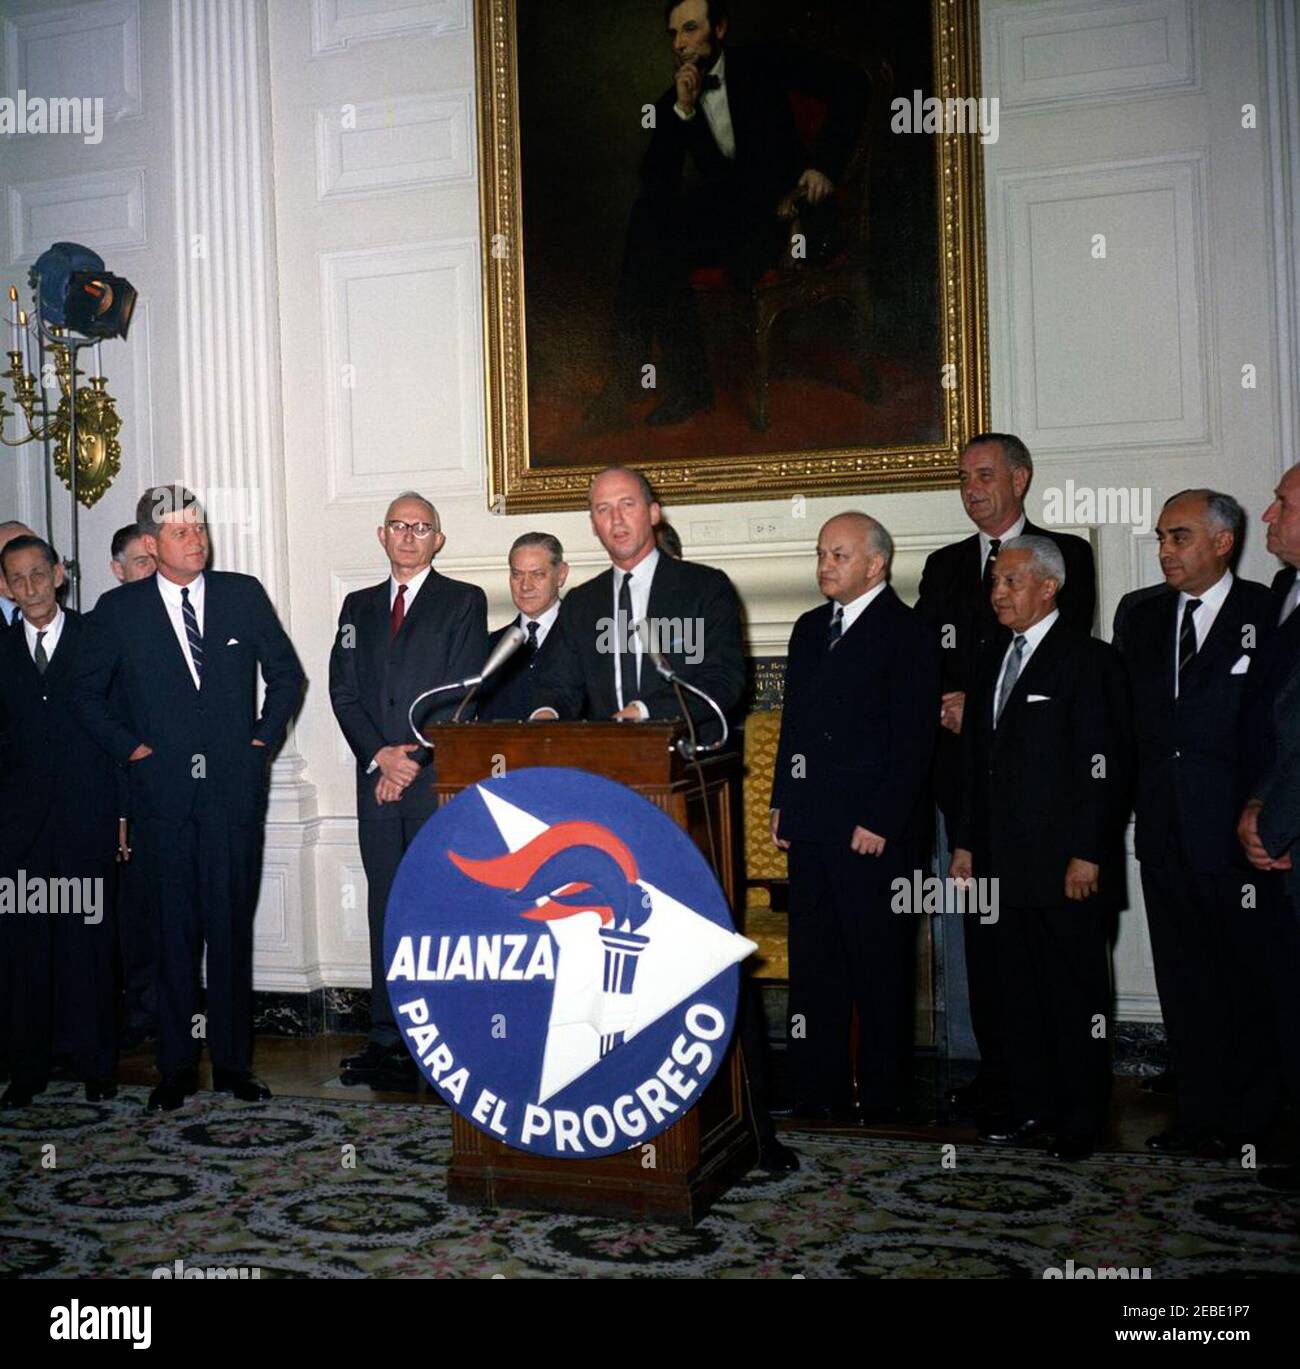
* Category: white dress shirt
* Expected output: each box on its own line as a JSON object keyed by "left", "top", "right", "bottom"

{"left": 519, "top": 598, "right": 560, "bottom": 651}
{"left": 23, "top": 605, "right": 65, "bottom": 664}
{"left": 612, "top": 547, "right": 661, "bottom": 713}
{"left": 992, "top": 607, "right": 1059, "bottom": 724}
{"left": 833, "top": 580, "right": 888, "bottom": 636}
{"left": 978, "top": 513, "right": 1026, "bottom": 580}
{"left": 1174, "top": 570, "right": 1232, "bottom": 698}
{"left": 390, "top": 564, "right": 432, "bottom": 611}
{"left": 674, "top": 52, "right": 737, "bottom": 160}
{"left": 156, "top": 572, "right": 205, "bottom": 690}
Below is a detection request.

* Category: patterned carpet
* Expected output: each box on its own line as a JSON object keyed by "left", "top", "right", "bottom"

{"left": 1, "top": 1083, "right": 1297, "bottom": 1279}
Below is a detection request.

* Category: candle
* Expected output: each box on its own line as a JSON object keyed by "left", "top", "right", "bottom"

{"left": 8, "top": 286, "right": 18, "bottom": 353}
{"left": 93, "top": 341, "right": 103, "bottom": 379}
{"left": 17, "top": 310, "right": 29, "bottom": 375}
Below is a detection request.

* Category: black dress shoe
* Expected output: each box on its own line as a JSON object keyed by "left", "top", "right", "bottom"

{"left": 339, "top": 1041, "right": 390, "bottom": 1076}
{"left": 1139, "top": 1070, "right": 1178, "bottom": 1096}
{"left": 756, "top": 1138, "right": 800, "bottom": 1173}
{"left": 1258, "top": 1164, "right": 1300, "bottom": 1192}
{"left": 1046, "top": 1133, "right": 1095, "bottom": 1162}
{"left": 978, "top": 1116, "right": 1052, "bottom": 1146}
{"left": 1145, "top": 1123, "right": 1210, "bottom": 1153}
{"left": 147, "top": 1070, "right": 199, "bottom": 1112}
{"left": 84, "top": 1079, "right": 118, "bottom": 1103}
{"left": 645, "top": 393, "right": 712, "bottom": 427}
{"left": 212, "top": 1069, "right": 272, "bottom": 1102}
{"left": 1, "top": 1079, "right": 47, "bottom": 1110}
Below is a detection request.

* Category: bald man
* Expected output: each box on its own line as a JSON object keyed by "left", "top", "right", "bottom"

{"left": 329, "top": 491, "right": 487, "bottom": 1089}
{"left": 771, "top": 513, "right": 940, "bottom": 1121}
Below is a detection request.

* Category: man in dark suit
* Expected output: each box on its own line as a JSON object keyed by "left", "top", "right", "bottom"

{"left": 0, "top": 520, "right": 36, "bottom": 629}
{"left": 476, "top": 533, "right": 568, "bottom": 722}
{"left": 1119, "top": 490, "right": 1277, "bottom": 1154}
{"left": 0, "top": 537, "right": 120, "bottom": 1107}
{"left": 587, "top": 0, "right": 867, "bottom": 427}
{"left": 951, "top": 536, "right": 1130, "bottom": 1161}
{"left": 1237, "top": 461, "right": 1300, "bottom": 1192}
{"left": 106, "top": 523, "right": 158, "bottom": 1051}
{"left": 530, "top": 467, "right": 795, "bottom": 1170}
{"left": 531, "top": 467, "right": 745, "bottom": 738}
{"left": 72, "top": 486, "right": 305, "bottom": 1111}
{"left": 771, "top": 513, "right": 940, "bottom": 1121}
{"left": 329, "top": 492, "right": 487, "bottom": 1089}
{"left": 916, "top": 433, "right": 1096, "bottom": 1119}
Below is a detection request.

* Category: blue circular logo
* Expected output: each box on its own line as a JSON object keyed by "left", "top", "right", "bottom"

{"left": 384, "top": 767, "right": 752, "bottom": 1158}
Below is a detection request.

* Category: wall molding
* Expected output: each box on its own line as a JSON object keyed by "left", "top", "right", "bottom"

{"left": 315, "top": 90, "right": 474, "bottom": 200}
{"left": 310, "top": 0, "right": 468, "bottom": 55}
{"left": 7, "top": 166, "right": 147, "bottom": 262}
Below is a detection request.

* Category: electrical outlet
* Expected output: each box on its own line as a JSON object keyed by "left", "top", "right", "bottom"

{"left": 749, "top": 518, "right": 782, "bottom": 540}
{"left": 690, "top": 520, "right": 725, "bottom": 543}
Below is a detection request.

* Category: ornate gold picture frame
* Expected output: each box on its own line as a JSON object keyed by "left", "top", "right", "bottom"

{"left": 476, "top": 0, "right": 988, "bottom": 513}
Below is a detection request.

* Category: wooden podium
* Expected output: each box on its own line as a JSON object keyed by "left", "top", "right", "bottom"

{"left": 423, "top": 721, "right": 758, "bottom": 1226}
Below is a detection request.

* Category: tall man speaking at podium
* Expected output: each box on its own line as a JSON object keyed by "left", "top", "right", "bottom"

{"left": 530, "top": 466, "right": 745, "bottom": 736}
{"left": 530, "top": 465, "right": 795, "bottom": 1171}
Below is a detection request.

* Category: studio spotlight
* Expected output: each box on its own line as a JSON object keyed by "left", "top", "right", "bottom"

{"left": 29, "top": 241, "right": 137, "bottom": 339}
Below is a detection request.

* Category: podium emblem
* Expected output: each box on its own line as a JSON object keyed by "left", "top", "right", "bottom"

{"left": 385, "top": 767, "right": 755, "bottom": 1158}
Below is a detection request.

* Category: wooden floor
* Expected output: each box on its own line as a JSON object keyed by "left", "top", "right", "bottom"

{"left": 113, "top": 1032, "right": 1291, "bottom": 1157}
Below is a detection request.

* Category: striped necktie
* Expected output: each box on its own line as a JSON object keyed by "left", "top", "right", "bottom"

{"left": 1177, "top": 598, "right": 1201, "bottom": 686}
{"left": 181, "top": 585, "right": 203, "bottom": 685}
{"left": 827, "top": 604, "right": 844, "bottom": 649}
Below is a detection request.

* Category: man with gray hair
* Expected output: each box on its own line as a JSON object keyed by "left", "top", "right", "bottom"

{"left": 1119, "top": 489, "right": 1278, "bottom": 1156}
{"left": 917, "top": 433, "right": 1096, "bottom": 1123}
{"left": 329, "top": 490, "right": 487, "bottom": 1090}
{"left": 951, "top": 535, "right": 1130, "bottom": 1161}
{"left": 0, "top": 520, "right": 36, "bottom": 627}
{"left": 772, "top": 512, "right": 940, "bottom": 1122}
{"left": 477, "top": 532, "right": 569, "bottom": 721}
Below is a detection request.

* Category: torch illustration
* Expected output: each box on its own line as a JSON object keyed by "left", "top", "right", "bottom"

{"left": 448, "top": 821, "right": 655, "bottom": 1057}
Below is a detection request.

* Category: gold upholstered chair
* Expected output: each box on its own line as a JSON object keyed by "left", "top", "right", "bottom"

{"left": 741, "top": 708, "right": 789, "bottom": 979}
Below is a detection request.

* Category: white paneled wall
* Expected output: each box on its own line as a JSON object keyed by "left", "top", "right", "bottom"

{"left": 2, "top": 0, "right": 1297, "bottom": 1021}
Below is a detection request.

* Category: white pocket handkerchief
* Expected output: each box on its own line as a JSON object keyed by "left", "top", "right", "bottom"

{"left": 1026, "top": 694, "right": 1050, "bottom": 702}
{"left": 1230, "top": 654, "right": 1250, "bottom": 675}
{"left": 226, "top": 637, "right": 239, "bottom": 646}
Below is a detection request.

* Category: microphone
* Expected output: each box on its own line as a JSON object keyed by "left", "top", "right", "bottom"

{"left": 406, "top": 624, "right": 531, "bottom": 745}
{"left": 646, "top": 649, "right": 729, "bottom": 756}
{"left": 479, "top": 623, "right": 529, "bottom": 682}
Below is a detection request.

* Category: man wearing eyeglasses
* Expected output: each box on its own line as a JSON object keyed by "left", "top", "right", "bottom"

{"left": 329, "top": 491, "right": 487, "bottom": 1090}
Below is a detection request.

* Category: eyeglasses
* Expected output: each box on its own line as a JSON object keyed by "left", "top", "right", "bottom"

{"left": 386, "top": 520, "right": 437, "bottom": 538}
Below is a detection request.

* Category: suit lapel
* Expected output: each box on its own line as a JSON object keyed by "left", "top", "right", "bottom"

{"left": 994, "top": 617, "right": 1068, "bottom": 736}
{"left": 40, "top": 611, "right": 80, "bottom": 688}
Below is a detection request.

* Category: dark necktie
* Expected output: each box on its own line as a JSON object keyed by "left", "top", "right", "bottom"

{"left": 982, "top": 538, "right": 1001, "bottom": 602}
{"left": 1178, "top": 598, "right": 1201, "bottom": 685}
{"left": 181, "top": 586, "right": 203, "bottom": 685}
{"left": 995, "top": 634, "right": 1026, "bottom": 725}
{"left": 391, "top": 583, "right": 406, "bottom": 638}
{"left": 526, "top": 619, "right": 540, "bottom": 658}
{"left": 618, "top": 571, "right": 638, "bottom": 703}
{"left": 827, "top": 604, "right": 844, "bottom": 649}
{"left": 33, "top": 629, "right": 48, "bottom": 675}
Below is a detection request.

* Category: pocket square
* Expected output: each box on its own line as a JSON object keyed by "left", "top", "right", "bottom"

{"left": 226, "top": 637, "right": 239, "bottom": 646}
{"left": 1230, "top": 654, "right": 1250, "bottom": 675}
{"left": 1026, "top": 694, "right": 1050, "bottom": 702}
